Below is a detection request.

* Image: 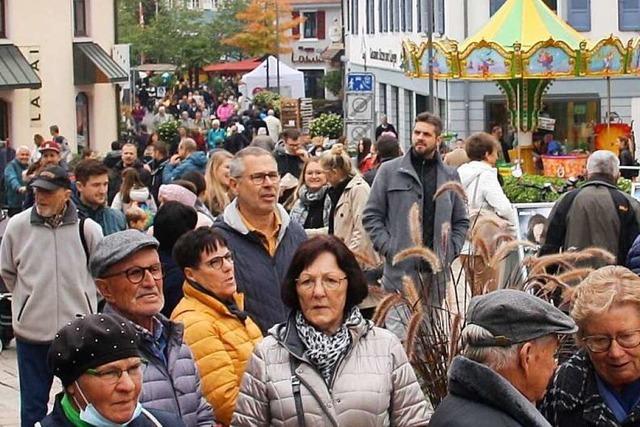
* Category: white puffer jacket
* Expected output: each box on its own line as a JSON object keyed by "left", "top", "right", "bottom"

{"left": 231, "top": 315, "right": 430, "bottom": 426}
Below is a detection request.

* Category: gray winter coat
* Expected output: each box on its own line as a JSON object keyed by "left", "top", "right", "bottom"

{"left": 105, "top": 306, "right": 214, "bottom": 427}
{"left": 429, "top": 356, "right": 551, "bottom": 427}
{"left": 231, "top": 314, "right": 430, "bottom": 426}
{"left": 362, "top": 151, "right": 469, "bottom": 291}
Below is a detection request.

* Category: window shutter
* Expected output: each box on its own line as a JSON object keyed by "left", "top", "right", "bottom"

{"left": 317, "top": 11, "right": 326, "bottom": 39}
{"left": 490, "top": 0, "right": 506, "bottom": 16}
{"left": 292, "top": 12, "right": 300, "bottom": 37}
{"left": 620, "top": 0, "right": 640, "bottom": 31}
{"left": 567, "top": 0, "right": 591, "bottom": 31}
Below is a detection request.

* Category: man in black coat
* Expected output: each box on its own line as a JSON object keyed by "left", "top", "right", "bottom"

{"left": 106, "top": 142, "right": 151, "bottom": 204}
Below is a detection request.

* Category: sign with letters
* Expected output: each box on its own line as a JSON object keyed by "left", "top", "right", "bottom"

{"left": 27, "top": 47, "right": 41, "bottom": 127}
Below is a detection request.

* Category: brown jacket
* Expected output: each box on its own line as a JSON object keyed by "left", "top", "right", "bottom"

{"left": 231, "top": 315, "right": 430, "bottom": 426}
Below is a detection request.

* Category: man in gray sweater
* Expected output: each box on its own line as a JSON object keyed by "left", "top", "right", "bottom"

{"left": 0, "top": 165, "right": 103, "bottom": 427}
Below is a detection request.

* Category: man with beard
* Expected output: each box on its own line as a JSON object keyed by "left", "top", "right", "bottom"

{"left": 363, "top": 112, "right": 469, "bottom": 337}
{"left": 213, "top": 147, "right": 307, "bottom": 333}
{"left": 107, "top": 142, "right": 151, "bottom": 204}
{"left": 0, "top": 165, "right": 103, "bottom": 426}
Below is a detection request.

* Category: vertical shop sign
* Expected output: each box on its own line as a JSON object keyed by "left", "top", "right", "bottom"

{"left": 28, "top": 47, "right": 41, "bottom": 127}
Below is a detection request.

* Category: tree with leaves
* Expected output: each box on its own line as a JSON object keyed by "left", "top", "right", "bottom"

{"left": 223, "top": 0, "right": 302, "bottom": 57}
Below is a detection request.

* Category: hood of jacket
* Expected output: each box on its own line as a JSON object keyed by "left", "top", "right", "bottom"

{"left": 220, "top": 198, "right": 293, "bottom": 245}
{"left": 447, "top": 356, "right": 551, "bottom": 427}
{"left": 186, "top": 151, "right": 208, "bottom": 168}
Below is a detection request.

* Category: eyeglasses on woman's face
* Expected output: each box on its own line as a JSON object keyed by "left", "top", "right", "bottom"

{"left": 203, "top": 252, "right": 234, "bottom": 270}
{"left": 101, "top": 263, "right": 164, "bottom": 284}
{"left": 86, "top": 359, "right": 148, "bottom": 386}
{"left": 296, "top": 273, "right": 347, "bottom": 291}
{"left": 582, "top": 329, "right": 640, "bottom": 353}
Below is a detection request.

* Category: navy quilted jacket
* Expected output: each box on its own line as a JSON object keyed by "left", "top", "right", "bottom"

{"left": 626, "top": 234, "right": 640, "bottom": 275}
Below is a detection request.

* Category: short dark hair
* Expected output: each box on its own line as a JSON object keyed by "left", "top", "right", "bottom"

{"left": 74, "top": 159, "right": 109, "bottom": 184}
{"left": 172, "top": 227, "right": 228, "bottom": 271}
{"left": 153, "top": 201, "right": 198, "bottom": 251}
{"left": 376, "top": 134, "right": 400, "bottom": 159}
{"left": 282, "top": 128, "right": 301, "bottom": 141}
{"left": 465, "top": 132, "right": 498, "bottom": 161}
{"left": 281, "top": 235, "right": 368, "bottom": 311}
{"left": 153, "top": 141, "right": 168, "bottom": 157}
{"left": 50, "top": 125, "right": 59, "bottom": 134}
{"left": 181, "top": 171, "right": 206, "bottom": 196}
{"left": 415, "top": 112, "right": 443, "bottom": 136}
{"left": 111, "top": 141, "right": 121, "bottom": 151}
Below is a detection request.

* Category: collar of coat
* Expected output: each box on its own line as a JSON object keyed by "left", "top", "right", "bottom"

{"left": 269, "top": 311, "right": 373, "bottom": 361}
{"left": 397, "top": 150, "right": 446, "bottom": 185}
{"left": 221, "top": 198, "right": 292, "bottom": 244}
{"left": 30, "top": 200, "right": 78, "bottom": 226}
{"left": 546, "top": 350, "right": 640, "bottom": 425}
{"left": 447, "top": 356, "right": 551, "bottom": 427}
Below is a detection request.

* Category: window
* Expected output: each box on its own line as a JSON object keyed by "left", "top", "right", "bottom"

{"left": 351, "top": 0, "right": 359, "bottom": 34}
{"left": 303, "top": 12, "right": 318, "bottom": 38}
{"left": 302, "top": 70, "right": 325, "bottom": 99}
{"left": 401, "top": 0, "right": 413, "bottom": 32}
{"left": 379, "top": 0, "right": 388, "bottom": 32}
{"left": 366, "top": 0, "right": 375, "bottom": 33}
{"left": 76, "top": 93, "right": 90, "bottom": 151}
{"left": 379, "top": 83, "right": 387, "bottom": 115}
{"left": 490, "top": 0, "right": 506, "bottom": 16}
{"left": 74, "top": 0, "right": 88, "bottom": 37}
{"left": 0, "top": 99, "right": 9, "bottom": 142}
{"left": 0, "top": 0, "right": 5, "bottom": 38}
{"left": 434, "top": 0, "right": 444, "bottom": 34}
{"left": 567, "top": 0, "right": 591, "bottom": 31}
{"left": 620, "top": 0, "right": 640, "bottom": 31}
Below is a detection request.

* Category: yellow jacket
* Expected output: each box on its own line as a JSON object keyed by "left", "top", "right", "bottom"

{"left": 171, "top": 283, "right": 262, "bottom": 425}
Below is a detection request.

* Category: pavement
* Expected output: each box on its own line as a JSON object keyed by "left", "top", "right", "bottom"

{"left": 0, "top": 340, "right": 61, "bottom": 427}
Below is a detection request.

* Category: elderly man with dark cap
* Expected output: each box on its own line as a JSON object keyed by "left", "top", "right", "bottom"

{"left": 0, "top": 164, "right": 103, "bottom": 427}
{"left": 37, "top": 313, "right": 185, "bottom": 427}
{"left": 89, "top": 230, "right": 214, "bottom": 427}
{"left": 429, "top": 289, "right": 578, "bottom": 427}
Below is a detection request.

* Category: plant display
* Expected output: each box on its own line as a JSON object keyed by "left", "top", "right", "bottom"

{"left": 157, "top": 120, "right": 179, "bottom": 145}
{"left": 309, "top": 113, "right": 343, "bottom": 139}
{"left": 502, "top": 174, "right": 632, "bottom": 203}
{"left": 252, "top": 90, "right": 281, "bottom": 114}
{"left": 321, "top": 70, "right": 343, "bottom": 97}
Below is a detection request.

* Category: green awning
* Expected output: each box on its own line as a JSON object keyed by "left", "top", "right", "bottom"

{"left": 73, "top": 42, "right": 128, "bottom": 85}
{"left": 0, "top": 44, "right": 41, "bottom": 89}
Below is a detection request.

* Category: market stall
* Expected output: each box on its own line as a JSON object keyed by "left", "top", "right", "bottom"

{"left": 240, "top": 56, "right": 305, "bottom": 99}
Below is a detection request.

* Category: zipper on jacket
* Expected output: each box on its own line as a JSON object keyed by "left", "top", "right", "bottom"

{"left": 17, "top": 295, "right": 30, "bottom": 322}
{"left": 84, "top": 292, "right": 93, "bottom": 314}
{"left": 140, "top": 338, "right": 184, "bottom": 418}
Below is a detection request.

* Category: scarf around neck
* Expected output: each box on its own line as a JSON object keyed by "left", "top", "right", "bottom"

{"left": 295, "top": 306, "right": 363, "bottom": 385}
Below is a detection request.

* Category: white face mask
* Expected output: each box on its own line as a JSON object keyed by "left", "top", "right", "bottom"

{"left": 129, "top": 187, "right": 150, "bottom": 203}
{"left": 73, "top": 381, "right": 143, "bottom": 427}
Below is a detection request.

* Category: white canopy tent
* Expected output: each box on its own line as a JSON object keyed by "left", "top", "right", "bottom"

{"left": 240, "top": 56, "right": 305, "bottom": 99}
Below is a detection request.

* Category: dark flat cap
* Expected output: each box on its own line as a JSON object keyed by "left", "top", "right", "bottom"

{"left": 89, "top": 229, "right": 159, "bottom": 278}
{"left": 31, "top": 165, "right": 70, "bottom": 191}
{"left": 48, "top": 313, "right": 140, "bottom": 387}
{"left": 467, "top": 289, "right": 578, "bottom": 347}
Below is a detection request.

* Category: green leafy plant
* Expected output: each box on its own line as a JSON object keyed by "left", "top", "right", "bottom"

{"left": 503, "top": 174, "right": 632, "bottom": 203}
{"left": 321, "top": 70, "right": 343, "bottom": 97}
{"left": 157, "top": 120, "right": 179, "bottom": 145}
{"left": 309, "top": 113, "right": 343, "bottom": 139}
{"left": 252, "top": 90, "right": 281, "bottom": 114}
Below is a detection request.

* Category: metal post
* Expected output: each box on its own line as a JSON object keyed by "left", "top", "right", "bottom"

{"left": 426, "top": 0, "right": 434, "bottom": 112}
{"left": 607, "top": 76, "right": 612, "bottom": 132}
{"left": 275, "top": 0, "right": 281, "bottom": 94}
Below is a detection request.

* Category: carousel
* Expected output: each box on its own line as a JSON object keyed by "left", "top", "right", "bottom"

{"left": 401, "top": 0, "right": 640, "bottom": 177}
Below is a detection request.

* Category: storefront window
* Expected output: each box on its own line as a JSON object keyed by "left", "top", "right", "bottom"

{"left": 74, "top": 0, "right": 88, "bottom": 37}
{"left": 302, "top": 70, "right": 325, "bottom": 99}
{"left": 76, "top": 93, "right": 90, "bottom": 151}
{"left": 0, "top": 99, "right": 9, "bottom": 142}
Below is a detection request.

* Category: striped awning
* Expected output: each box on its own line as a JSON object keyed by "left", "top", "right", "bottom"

{"left": 73, "top": 42, "right": 128, "bottom": 84}
{"left": 461, "top": 0, "right": 587, "bottom": 51}
{"left": 0, "top": 44, "right": 41, "bottom": 89}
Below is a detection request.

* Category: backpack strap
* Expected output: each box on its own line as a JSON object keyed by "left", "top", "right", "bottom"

{"left": 289, "top": 354, "right": 306, "bottom": 427}
{"left": 78, "top": 217, "right": 89, "bottom": 265}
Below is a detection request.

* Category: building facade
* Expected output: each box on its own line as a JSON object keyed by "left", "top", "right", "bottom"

{"left": 344, "top": 0, "right": 640, "bottom": 149}
{"left": 280, "top": 0, "right": 343, "bottom": 100}
{"left": 0, "top": 0, "right": 126, "bottom": 155}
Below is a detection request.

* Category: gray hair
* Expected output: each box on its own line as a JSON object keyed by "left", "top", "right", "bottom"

{"left": 462, "top": 324, "right": 555, "bottom": 371}
{"left": 16, "top": 145, "right": 31, "bottom": 154}
{"left": 267, "top": 109, "right": 275, "bottom": 116}
{"left": 586, "top": 150, "right": 619, "bottom": 177}
{"left": 229, "top": 146, "right": 274, "bottom": 179}
{"left": 180, "top": 138, "right": 197, "bottom": 153}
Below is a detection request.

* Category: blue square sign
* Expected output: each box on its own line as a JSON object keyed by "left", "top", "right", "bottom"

{"left": 347, "top": 73, "right": 374, "bottom": 92}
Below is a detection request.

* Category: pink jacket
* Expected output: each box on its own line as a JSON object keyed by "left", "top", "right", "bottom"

{"left": 216, "top": 103, "right": 235, "bottom": 122}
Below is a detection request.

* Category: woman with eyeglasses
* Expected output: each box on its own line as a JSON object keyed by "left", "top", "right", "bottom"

{"left": 171, "top": 227, "right": 262, "bottom": 426}
{"left": 541, "top": 266, "right": 640, "bottom": 426}
{"left": 39, "top": 313, "right": 185, "bottom": 426}
{"left": 232, "top": 235, "right": 429, "bottom": 426}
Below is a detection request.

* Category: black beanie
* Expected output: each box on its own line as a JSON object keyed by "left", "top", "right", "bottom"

{"left": 48, "top": 313, "right": 141, "bottom": 387}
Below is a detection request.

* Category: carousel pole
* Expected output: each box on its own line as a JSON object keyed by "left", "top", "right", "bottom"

{"left": 607, "top": 76, "right": 612, "bottom": 132}
{"left": 426, "top": 0, "right": 434, "bottom": 112}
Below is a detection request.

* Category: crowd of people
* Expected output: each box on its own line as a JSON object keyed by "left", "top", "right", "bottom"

{"left": 1, "top": 99, "right": 640, "bottom": 426}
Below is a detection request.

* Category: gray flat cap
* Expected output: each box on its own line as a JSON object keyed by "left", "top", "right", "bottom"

{"left": 90, "top": 230, "right": 159, "bottom": 278}
{"left": 467, "top": 289, "right": 578, "bottom": 347}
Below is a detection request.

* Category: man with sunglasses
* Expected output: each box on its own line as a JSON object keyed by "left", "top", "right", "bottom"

{"left": 0, "top": 165, "right": 103, "bottom": 427}
{"left": 90, "top": 230, "right": 214, "bottom": 427}
{"left": 38, "top": 313, "right": 185, "bottom": 426}
{"left": 214, "top": 146, "right": 307, "bottom": 334}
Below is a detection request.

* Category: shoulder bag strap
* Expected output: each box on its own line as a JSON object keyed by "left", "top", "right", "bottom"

{"left": 289, "top": 354, "right": 306, "bottom": 427}
{"left": 78, "top": 217, "right": 89, "bottom": 265}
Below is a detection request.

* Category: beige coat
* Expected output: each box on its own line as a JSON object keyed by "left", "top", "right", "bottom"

{"left": 231, "top": 316, "right": 430, "bottom": 426}
{"left": 333, "top": 174, "right": 381, "bottom": 267}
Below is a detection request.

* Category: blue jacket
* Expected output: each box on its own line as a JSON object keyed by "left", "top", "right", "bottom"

{"left": 3, "top": 158, "right": 26, "bottom": 208}
{"left": 626, "top": 234, "right": 640, "bottom": 275}
{"left": 207, "top": 128, "right": 226, "bottom": 150}
{"left": 75, "top": 198, "right": 126, "bottom": 236}
{"left": 159, "top": 249, "right": 185, "bottom": 318}
{"left": 162, "top": 151, "right": 207, "bottom": 183}
{"left": 213, "top": 200, "right": 307, "bottom": 333}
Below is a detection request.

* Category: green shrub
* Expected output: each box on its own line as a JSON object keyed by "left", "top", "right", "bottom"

{"left": 309, "top": 113, "right": 343, "bottom": 139}
{"left": 252, "top": 91, "right": 281, "bottom": 114}
{"left": 502, "top": 174, "right": 632, "bottom": 203}
{"left": 157, "top": 120, "right": 179, "bottom": 144}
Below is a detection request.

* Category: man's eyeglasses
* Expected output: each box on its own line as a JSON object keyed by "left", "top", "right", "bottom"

{"left": 204, "top": 253, "right": 234, "bottom": 270}
{"left": 582, "top": 329, "right": 640, "bottom": 353}
{"left": 101, "top": 263, "right": 164, "bottom": 284}
{"left": 296, "top": 274, "right": 347, "bottom": 291}
{"left": 244, "top": 172, "right": 280, "bottom": 185}
{"left": 86, "top": 360, "right": 148, "bottom": 385}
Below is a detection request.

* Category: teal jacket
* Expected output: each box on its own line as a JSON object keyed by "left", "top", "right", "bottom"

{"left": 207, "top": 128, "right": 226, "bottom": 150}
{"left": 162, "top": 151, "right": 208, "bottom": 183}
{"left": 76, "top": 198, "right": 126, "bottom": 236}
{"left": 4, "top": 159, "right": 26, "bottom": 208}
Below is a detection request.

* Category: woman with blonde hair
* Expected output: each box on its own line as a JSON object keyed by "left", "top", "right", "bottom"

{"left": 287, "top": 157, "right": 331, "bottom": 234}
{"left": 541, "top": 265, "right": 640, "bottom": 425}
{"left": 320, "top": 144, "right": 379, "bottom": 265}
{"left": 204, "top": 149, "right": 233, "bottom": 216}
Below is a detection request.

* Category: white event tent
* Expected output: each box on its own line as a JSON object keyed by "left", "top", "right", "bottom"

{"left": 240, "top": 56, "right": 305, "bottom": 99}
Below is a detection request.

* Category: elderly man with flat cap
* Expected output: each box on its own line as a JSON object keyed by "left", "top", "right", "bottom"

{"left": 89, "top": 230, "right": 214, "bottom": 427}
{"left": 429, "top": 289, "right": 578, "bottom": 427}
{"left": 38, "top": 313, "right": 185, "bottom": 427}
{"left": 0, "top": 164, "right": 103, "bottom": 427}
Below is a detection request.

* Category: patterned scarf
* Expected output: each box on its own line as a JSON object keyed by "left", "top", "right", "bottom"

{"left": 289, "top": 185, "right": 330, "bottom": 228}
{"left": 295, "top": 306, "right": 363, "bottom": 385}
